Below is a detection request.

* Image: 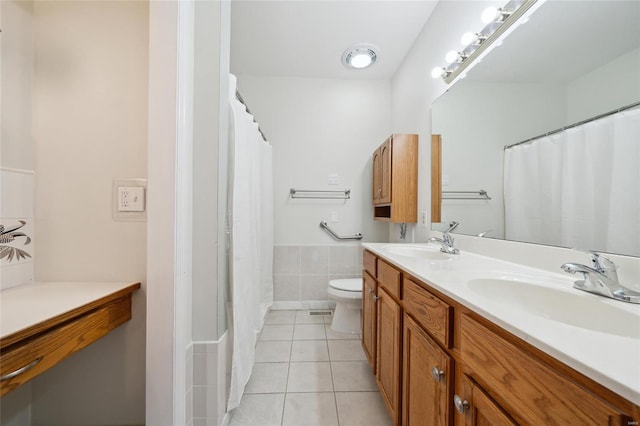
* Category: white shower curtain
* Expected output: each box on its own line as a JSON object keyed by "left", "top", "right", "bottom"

{"left": 227, "top": 75, "right": 274, "bottom": 410}
{"left": 504, "top": 108, "right": 640, "bottom": 256}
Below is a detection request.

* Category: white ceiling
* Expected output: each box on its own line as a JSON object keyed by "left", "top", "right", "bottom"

{"left": 230, "top": 1, "right": 438, "bottom": 79}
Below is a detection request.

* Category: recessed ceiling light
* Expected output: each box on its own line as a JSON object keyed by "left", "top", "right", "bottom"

{"left": 342, "top": 44, "right": 379, "bottom": 69}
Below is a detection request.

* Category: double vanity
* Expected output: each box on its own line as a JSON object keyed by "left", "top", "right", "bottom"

{"left": 361, "top": 243, "right": 640, "bottom": 425}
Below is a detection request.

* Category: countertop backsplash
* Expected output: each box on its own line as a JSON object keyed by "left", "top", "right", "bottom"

{"left": 1, "top": 168, "right": 35, "bottom": 290}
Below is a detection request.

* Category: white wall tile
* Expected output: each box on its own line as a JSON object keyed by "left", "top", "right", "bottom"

{"left": 274, "top": 275, "right": 300, "bottom": 301}
{"left": 300, "top": 246, "right": 328, "bottom": 274}
{"left": 274, "top": 246, "right": 300, "bottom": 274}
{"left": 329, "top": 246, "right": 359, "bottom": 275}
{"left": 300, "top": 275, "right": 328, "bottom": 300}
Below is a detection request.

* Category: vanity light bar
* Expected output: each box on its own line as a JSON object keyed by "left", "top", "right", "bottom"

{"left": 431, "top": 0, "right": 542, "bottom": 85}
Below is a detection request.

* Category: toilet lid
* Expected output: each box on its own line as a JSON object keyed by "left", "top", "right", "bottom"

{"left": 329, "top": 278, "right": 362, "bottom": 292}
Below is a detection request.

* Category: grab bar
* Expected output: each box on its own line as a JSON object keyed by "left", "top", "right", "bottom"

{"left": 290, "top": 189, "right": 351, "bottom": 199}
{"left": 319, "top": 221, "right": 363, "bottom": 240}
{"left": 442, "top": 190, "right": 491, "bottom": 200}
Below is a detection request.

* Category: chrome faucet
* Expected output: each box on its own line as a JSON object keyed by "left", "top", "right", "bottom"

{"left": 429, "top": 221, "right": 460, "bottom": 255}
{"left": 561, "top": 251, "right": 640, "bottom": 304}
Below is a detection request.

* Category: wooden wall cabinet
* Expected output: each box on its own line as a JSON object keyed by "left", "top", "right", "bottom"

{"left": 361, "top": 249, "right": 639, "bottom": 426}
{"left": 372, "top": 134, "right": 418, "bottom": 223}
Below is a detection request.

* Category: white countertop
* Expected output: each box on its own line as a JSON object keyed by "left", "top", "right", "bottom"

{"left": 362, "top": 243, "right": 640, "bottom": 406}
{"left": 1, "top": 281, "right": 139, "bottom": 341}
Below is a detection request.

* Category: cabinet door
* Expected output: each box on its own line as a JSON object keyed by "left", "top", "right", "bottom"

{"left": 362, "top": 272, "right": 377, "bottom": 373}
{"left": 455, "top": 375, "right": 516, "bottom": 426}
{"left": 372, "top": 147, "right": 382, "bottom": 204}
{"left": 377, "top": 286, "right": 402, "bottom": 425}
{"left": 380, "top": 137, "right": 392, "bottom": 204}
{"left": 402, "top": 315, "right": 451, "bottom": 426}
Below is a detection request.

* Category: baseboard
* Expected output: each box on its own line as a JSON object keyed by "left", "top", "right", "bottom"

{"left": 271, "top": 301, "right": 336, "bottom": 310}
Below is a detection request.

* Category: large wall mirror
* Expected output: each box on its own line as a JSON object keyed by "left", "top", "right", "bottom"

{"left": 431, "top": 0, "right": 640, "bottom": 257}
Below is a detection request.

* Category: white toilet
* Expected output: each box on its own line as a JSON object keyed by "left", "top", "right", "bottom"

{"left": 328, "top": 278, "right": 363, "bottom": 334}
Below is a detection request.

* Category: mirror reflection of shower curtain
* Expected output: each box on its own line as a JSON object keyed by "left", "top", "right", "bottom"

{"left": 227, "top": 75, "right": 274, "bottom": 410}
{"left": 504, "top": 108, "right": 640, "bottom": 256}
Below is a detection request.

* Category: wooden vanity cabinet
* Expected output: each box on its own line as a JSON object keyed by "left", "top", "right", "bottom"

{"left": 362, "top": 250, "right": 640, "bottom": 426}
{"left": 372, "top": 134, "right": 418, "bottom": 223}
{"left": 459, "top": 314, "right": 630, "bottom": 425}
{"left": 455, "top": 375, "right": 517, "bottom": 426}
{"left": 376, "top": 286, "right": 402, "bottom": 425}
{"left": 362, "top": 271, "right": 378, "bottom": 372}
{"left": 403, "top": 314, "right": 451, "bottom": 426}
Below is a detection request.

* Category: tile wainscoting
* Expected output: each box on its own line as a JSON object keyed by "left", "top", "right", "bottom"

{"left": 273, "top": 246, "right": 364, "bottom": 310}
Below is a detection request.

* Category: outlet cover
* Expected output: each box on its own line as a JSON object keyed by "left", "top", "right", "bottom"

{"left": 112, "top": 179, "right": 147, "bottom": 221}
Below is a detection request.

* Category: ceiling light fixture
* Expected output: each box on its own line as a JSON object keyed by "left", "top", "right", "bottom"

{"left": 430, "top": 0, "right": 544, "bottom": 85}
{"left": 342, "top": 44, "right": 379, "bottom": 69}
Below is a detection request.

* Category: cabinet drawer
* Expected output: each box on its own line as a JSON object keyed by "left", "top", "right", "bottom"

{"left": 377, "top": 259, "right": 401, "bottom": 299}
{"left": 0, "top": 296, "right": 132, "bottom": 396}
{"left": 403, "top": 278, "right": 451, "bottom": 348}
{"left": 363, "top": 250, "right": 377, "bottom": 278}
{"left": 460, "top": 314, "right": 627, "bottom": 425}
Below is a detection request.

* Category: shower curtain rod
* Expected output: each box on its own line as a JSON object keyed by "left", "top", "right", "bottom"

{"left": 504, "top": 100, "right": 640, "bottom": 150}
{"left": 235, "top": 90, "right": 268, "bottom": 142}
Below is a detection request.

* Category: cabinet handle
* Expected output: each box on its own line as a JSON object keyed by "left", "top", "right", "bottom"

{"left": 368, "top": 288, "right": 374, "bottom": 295}
{"left": 376, "top": 189, "right": 382, "bottom": 196}
{"left": 372, "top": 295, "right": 380, "bottom": 302}
{"left": 0, "top": 357, "right": 43, "bottom": 381}
{"left": 454, "top": 395, "right": 469, "bottom": 414}
{"left": 431, "top": 367, "right": 445, "bottom": 382}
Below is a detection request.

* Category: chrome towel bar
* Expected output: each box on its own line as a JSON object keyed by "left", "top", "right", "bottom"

{"left": 290, "top": 188, "right": 351, "bottom": 199}
{"left": 442, "top": 190, "right": 491, "bottom": 200}
{"left": 319, "top": 221, "right": 362, "bottom": 240}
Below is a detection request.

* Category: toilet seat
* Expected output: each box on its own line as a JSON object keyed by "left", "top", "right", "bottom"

{"left": 329, "top": 278, "right": 362, "bottom": 292}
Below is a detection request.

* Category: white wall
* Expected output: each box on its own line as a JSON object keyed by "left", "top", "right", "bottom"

{"left": 432, "top": 81, "right": 566, "bottom": 238}
{"left": 0, "top": 0, "right": 34, "bottom": 171}
{"left": 235, "top": 75, "right": 391, "bottom": 247}
{"left": 29, "top": 1, "right": 148, "bottom": 425}
{"left": 567, "top": 47, "right": 640, "bottom": 123}
{"left": 192, "top": 0, "right": 230, "bottom": 342}
{"left": 390, "top": 0, "right": 496, "bottom": 243}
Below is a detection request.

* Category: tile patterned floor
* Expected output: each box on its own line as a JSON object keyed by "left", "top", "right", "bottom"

{"left": 229, "top": 310, "right": 392, "bottom": 426}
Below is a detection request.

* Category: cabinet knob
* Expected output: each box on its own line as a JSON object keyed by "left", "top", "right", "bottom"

{"left": 431, "top": 367, "right": 445, "bottom": 382}
{"left": 454, "top": 395, "right": 469, "bottom": 414}
{"left": 368, "top": 288, "right": 374, "bottom": 294}
{"left": 372, "top": 295, "right": 380, "bottom": 302}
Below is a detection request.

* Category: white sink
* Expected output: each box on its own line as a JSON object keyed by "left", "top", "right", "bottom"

{"left": 467, "top": 277, "right": 640, "bottom": 338}
{"left": 382, "top": 244, "right": 452, "bottom": 261}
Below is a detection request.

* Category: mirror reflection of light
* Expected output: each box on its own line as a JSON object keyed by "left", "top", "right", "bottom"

{"left": 481, "top": 7, "right": 500, "bottom": 24}
{"left": 445, "top": 50, "right": 460, "bottom": 64}
{"left": 461, "top": 32, "right": 478, "bottom": 46}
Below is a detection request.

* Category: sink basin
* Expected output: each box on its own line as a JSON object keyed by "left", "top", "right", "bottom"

{"left": 382, "top": 244, "right": 452, "bottom": 260}
{"left": 467, "top": 277, "right": 640, "bottom": 338}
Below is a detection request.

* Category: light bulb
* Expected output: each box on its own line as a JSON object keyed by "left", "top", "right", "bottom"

{"left": 349, "top": 53, "right": 372, "bottom": 69}
{"left": 445, "top": 50, "right": 460, "bottom": 64}
{"left": 481, "top": 6, "right": 500, "bottom": 24}
{"left": 461, "top": 32, "right": 478, "bottom": 46}
{"left": 431, "top": 67, "right": 444, "bottom": 79}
